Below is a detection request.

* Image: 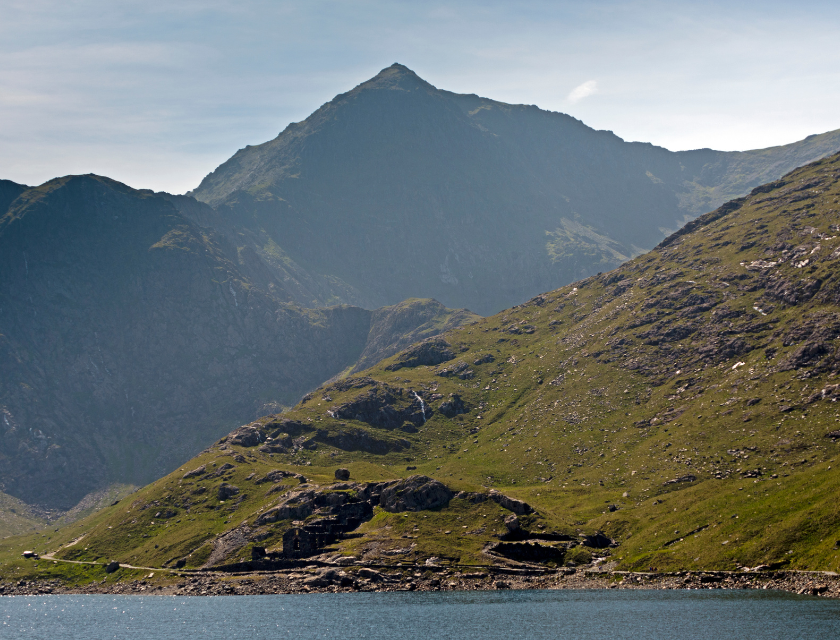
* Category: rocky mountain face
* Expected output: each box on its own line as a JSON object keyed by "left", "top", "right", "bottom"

{"left": 0, "top": 176, "right": 475, "bottom": 509}
{"left": 54, "top": 153, "right": 840, "bottom": 575}
{"left": 190, "top": 63, "right": 840, "bottom": 315}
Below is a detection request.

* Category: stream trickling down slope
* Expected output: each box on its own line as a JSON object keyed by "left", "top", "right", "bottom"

{"left": 413, "top": 391, "right": 427, "bottom": 423}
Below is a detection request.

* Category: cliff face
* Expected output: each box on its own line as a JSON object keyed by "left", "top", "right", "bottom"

{"left": 191, "top": 64, "right": 840, "bottom": 315}
{"left": 0, "top": 176, "right": 473, "bottom": 509}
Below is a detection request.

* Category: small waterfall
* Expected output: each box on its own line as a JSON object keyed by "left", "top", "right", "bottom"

{"left": 229, "top": 282, "right": 238, "bottom": 307}
{"left": 413, "top": 391, "right": 427, "bottom": 423}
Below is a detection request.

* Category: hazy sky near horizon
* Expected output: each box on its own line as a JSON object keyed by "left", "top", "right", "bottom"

{"left": 2, "top": 0, "right": 840, "bottom": 194}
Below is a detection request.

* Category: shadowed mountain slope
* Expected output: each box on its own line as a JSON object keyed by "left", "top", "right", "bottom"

{"left": 0, "top": 175, "right": 475, "bottom": 509}
{"left": 43, "top": 153, "right": 840, "bottom": 575}
{"left": 191, "top": 63, "right": 840, "bottom": 315}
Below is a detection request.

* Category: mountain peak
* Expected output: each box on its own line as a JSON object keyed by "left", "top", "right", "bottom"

{"left": 361, "top": 62, "right": 433, "bottom": 91}
{"left": 381, "top": 62, "right": 419, "bottom": 77}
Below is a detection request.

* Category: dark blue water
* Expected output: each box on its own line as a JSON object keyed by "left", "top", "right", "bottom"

{"left": 3, "top": 589, "right": 840, "bottom": 639}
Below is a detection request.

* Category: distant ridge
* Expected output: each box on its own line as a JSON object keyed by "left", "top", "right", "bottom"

{"left": 0, "top": 175, "right": 476, "bottom": 508}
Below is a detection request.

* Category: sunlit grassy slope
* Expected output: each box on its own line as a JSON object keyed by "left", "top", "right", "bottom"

{"left": 5, "top": 153, "right": 840, "bottom": 579}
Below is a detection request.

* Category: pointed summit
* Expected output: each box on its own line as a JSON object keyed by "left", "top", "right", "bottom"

{"left": 359, "top": 62, "right": 435, "bottom": 92}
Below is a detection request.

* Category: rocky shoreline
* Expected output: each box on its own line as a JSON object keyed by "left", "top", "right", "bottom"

{"left": 3, "top": 567, "right": 839, "bottom": 598}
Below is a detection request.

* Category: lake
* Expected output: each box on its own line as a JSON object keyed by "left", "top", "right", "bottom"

{"left": 3, "top": 589, "right": 840, "bottom": 639}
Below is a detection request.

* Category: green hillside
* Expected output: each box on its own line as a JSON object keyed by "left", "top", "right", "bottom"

{"left": 0, "top": 491, "right": 46, "bottom": 538}
{"left": 5, "top": 153, "right": 840, "bottom": 582}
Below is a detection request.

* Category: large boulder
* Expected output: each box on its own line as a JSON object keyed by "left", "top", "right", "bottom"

{"left": 379, "top": 475, "right": 453, "bottom": 512}
{"left": 335, "top": 468, "right": 350, "bottom": 481}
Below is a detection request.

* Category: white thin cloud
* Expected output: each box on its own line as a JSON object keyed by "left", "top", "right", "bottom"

{"left": 568, "top": 79, "right": 598, "bottom": 103}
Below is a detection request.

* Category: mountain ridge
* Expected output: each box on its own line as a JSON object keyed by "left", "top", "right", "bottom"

{"left": 189, "top": 63, "right": 840, "bottom": 315}
{"left": 20, "top": 151, "right": 840, "bottom": 579}
{"left": 0, "top": 174, "right": 476, "bottom": 509}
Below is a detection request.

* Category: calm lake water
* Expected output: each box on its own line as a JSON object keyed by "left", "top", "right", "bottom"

{"left": 3, "top": 589, "right": 840, "bottom": 639}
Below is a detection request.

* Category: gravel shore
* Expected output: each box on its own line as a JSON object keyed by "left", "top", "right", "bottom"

{"left": 3, "top": 567, "right": 839, "bottom": 598}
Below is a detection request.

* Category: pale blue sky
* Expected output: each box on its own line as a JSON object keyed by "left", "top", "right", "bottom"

{"left": 2, "top": 0, "right": 839, "bottom": 194}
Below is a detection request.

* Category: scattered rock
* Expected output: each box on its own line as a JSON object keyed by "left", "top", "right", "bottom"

{"left": 435, "top": 360, "right": 474, "bottom": 379}
{"left": 764, "top": 277, "right": 822, "bottom": 305}
{"left": 357, "top": 568, "right": 383, "bottom": 582}
{"left": 255, "top": 469, "right": 306, "bottom": 485}
{"left": 778, "top": 341, "right": 830, "bottom": 371}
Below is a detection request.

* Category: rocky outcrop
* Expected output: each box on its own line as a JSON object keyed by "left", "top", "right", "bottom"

{"left": 763, "top": 277, "right": 822, "bottom": 305}
{"left": 183, "top": 465, "right": 206, "bottom": 479}
{"left": 228, "top": 426, "right": 262, "bottom": 447}
{"left": 778, "top": 342, "right": 831, "bottom": 371}
{"left": 379, "top": 476, "right": 454, "bottom": 512}
{"left": 435, "top": 361, "right": 474, "bottom": 379}
{"left": 438, "top": 394, "right": 468, "bottom": 418}
{"left": 314, "top": 427, "right": 411, "bottom": 454}
{"left": 254, "top": 469, "right": 306, "bottom": 485}
{"left": 217, "top": 483, "right": 239, "bottom": 500}
{"left": 455, "top": 490, "right": 533, "bottom": 515}
{"left": 251, "top": 478, "right": 531, "bottom": 560}
{"left": 255, "top": 490, "right": 316, "bottom": 525}
{"left": 581, "top": 532, "right": 615, "bottom": 549}
{"left": 327, "top": 385, "right": 428, "bottom": 429}
{"left": 488, "top": 490, "right": 532, "bottom": 515}
{"left": 351, "top": 300, "right": 479, "bottom": 374}
{"left": 385, "top": 337, "right": 455, "bottom": 371}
